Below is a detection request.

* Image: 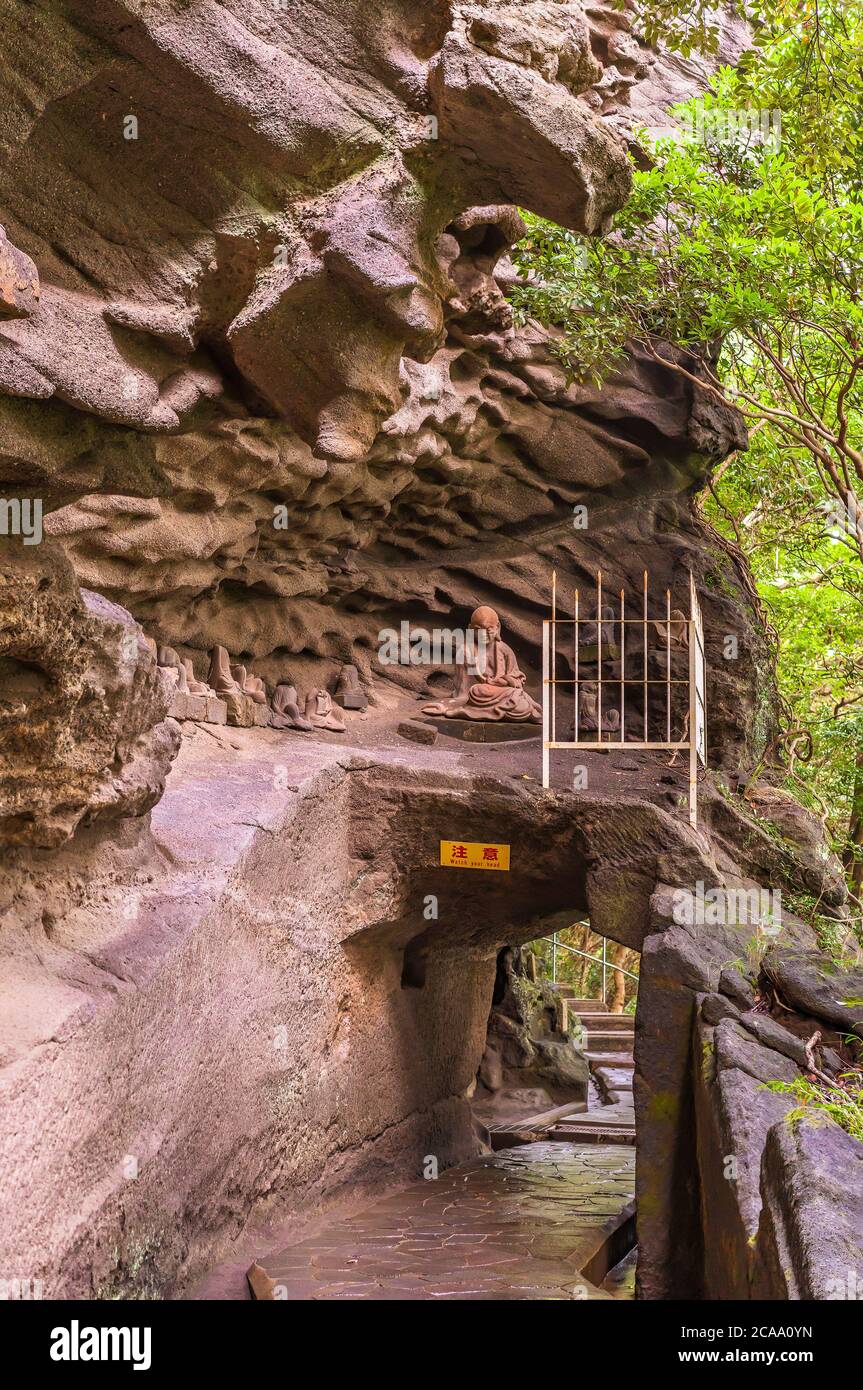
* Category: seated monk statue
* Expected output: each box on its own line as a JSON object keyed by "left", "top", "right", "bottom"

{"left": 653, "top": 609, "right": 689, "bottom": 650}
{"left": 230, "top": 662, "right": 268, "bottom": 705}
{"left": 422, "top": 605, "right": 541, "bottom": 723}
{"left": 575, "top": 680, "right": 620, "bottom": 734}
{"left": 183, "top": 658, "right": 214, "bottom": 696}
{"left": 304, "top": 688, "right": 346, "bottom": 732}
{"left": 208, "top": 645, "right": 241, "bottom": 695}
{"left": 157, "top": 644, "right": 189, "bottom": 693}
{"left": 270, "top": 683, "right": 313, "bottom": 731}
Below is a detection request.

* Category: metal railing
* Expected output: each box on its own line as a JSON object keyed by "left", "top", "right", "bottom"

{"left": 538, "top": 931, "right": 639, "bottom": 1006}
{"left": 541, "top": 569, "right": 707, "bottom": 826}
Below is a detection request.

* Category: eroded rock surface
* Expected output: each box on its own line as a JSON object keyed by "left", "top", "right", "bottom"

{"left": 3, "top": 1, "right": 857, "bottom": 1308}
{"left": 475, "top": 945, "right": 589, "bottom": 1113}
{"left": 636, "top": 884, "right": 863, "bottom": 1301}
{"left": 1, "top": 2, "right": 762, "bottom": 776}
{"left": 0, "top": 538, "right": 179, "bottom": 847}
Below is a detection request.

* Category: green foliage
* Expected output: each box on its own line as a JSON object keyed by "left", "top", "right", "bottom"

{"left": 527, "top": 926, "right": 639, "bottom": 1010}
{"left": 511, "top": 1, "right": 863, "bottom": 885}
{"left": 615, "top": 1, "right": 726, "bottom": 57}
{"left": 764, "top": 1073, "right": 863, "bottom": 1143}
{"left": 787, "top": 892, "right": 862, "bottom": 961}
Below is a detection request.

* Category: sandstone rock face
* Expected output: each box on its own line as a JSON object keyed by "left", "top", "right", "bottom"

{"left": 0, "top": 2, "right": 764, "bottom": 774}
{"left": 0, "top": 721, "right": 853, "bottom": 1297}
{"left": 755, "top": 1118, "right": 863, "bottom": 1300}
{"left": 476, "top": 945, "right": 589, "bottom": 1107}
{"left": 0, "top": 0, "right": 632, "bottom": 464}
{"left": 636, "top": 883, "right": 863, "bottom": 1301}
{"left": 0, "top": 539, "right": 179, "bottom": 847}
{"left": 0, "top": 730, "right": 733, "bottom": 1297}
{"left": 761, "top": 948, "right": 863, "bottom": 1038}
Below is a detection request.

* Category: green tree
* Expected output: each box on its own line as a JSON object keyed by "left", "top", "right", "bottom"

{"left": 511, "top": 1, "right": 863, "bottom": 894}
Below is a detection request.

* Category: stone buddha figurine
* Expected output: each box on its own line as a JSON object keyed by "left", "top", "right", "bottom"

{"left": 653, "top": 609, "right": 689, "bottom": 650}
{"left": 270, "top": 684, "right": 313, "bottom": 731}
{"left": 575, "top": 680, "right": 620, "bottom": 734}
{"left": 208, "top": 645, "right": 241, "bottom": 695}
{"left": 304, "top": 688, "right": 346, "bottom": 732}
{"left": 422, "top": 605, "right": 541, "bottom": 723}
{"left": 230, "top": 662, "right": 267, "bottom": 705}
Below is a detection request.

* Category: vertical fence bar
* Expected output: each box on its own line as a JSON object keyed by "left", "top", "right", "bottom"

{"left": 551, "top": 569, "right": 557, "bottom": 745}
{"left": 597, "top": 570, "right": 603, "bottom": 742}
{"left": 666, "top": 587, "right": 672, "bottom": 743}
{"left": 643, "top": 569, "right": 648, "bottom": 741}
{"left": 542, "top": 619, "right": 550, "bottom": 788}
{"left": 552, "top": 931, "right": 558, "bottom": 984}
{"left": 619, "top": 588, "right": 625, "bottom": 744}
{"left": 543, "top": 570, "right": 705, "bottom": 819}
{"left": 602, "top": 937, "right": 607, "bottom": 1006}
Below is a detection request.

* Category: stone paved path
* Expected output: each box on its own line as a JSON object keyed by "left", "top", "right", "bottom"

{"left": 251, "top": 1142, "right": 635, "bottom": 1300}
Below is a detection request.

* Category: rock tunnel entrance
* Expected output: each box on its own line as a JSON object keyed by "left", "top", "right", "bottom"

{"left": 241, "top": 902, "right": 644, "bottom": 1301}
{"left": 8, "top": 724, "right": 830, "bottom": 1304}
{"left": 232, "top": 757, "right": 661, "bottom": 1300}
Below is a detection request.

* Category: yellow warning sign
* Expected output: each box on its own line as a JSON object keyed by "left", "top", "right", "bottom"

{"left": 440, "top": 840, "right": 510, "bottom": 871}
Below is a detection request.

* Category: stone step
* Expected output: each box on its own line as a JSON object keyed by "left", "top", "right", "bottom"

{"left": 485, "top": 1099, "right": 585, "bottom": 1131}
{"left": 586, "top": 1051, "right": 635, "bottom": 1069}
{"left": 594, "top": 1066, "right": 634, "bottom": 1093}
{"left": 576, "top": 1013, "right": 634, "bottom": 1031}
{"left": 583, "top": 1030, "right": 634, "bottom": 1053}
{"left": 549, "top": 1123, "right": 636, "bottom": 1146}
{"left": 561, "top": 997, "right": 608, "bottom": 1013}
{"left": 485, "top": 1100, "right": 586, "bottom": 1147}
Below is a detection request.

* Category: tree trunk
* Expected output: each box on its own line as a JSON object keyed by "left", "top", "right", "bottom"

{"left": 844, "top": 750, "right": 863, "bottom": 901}
{"left": 609, "top": 943, "right": 636, "bottom": 1013}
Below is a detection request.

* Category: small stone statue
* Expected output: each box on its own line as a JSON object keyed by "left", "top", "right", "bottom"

{"left": 208, "top": 645, "right": 241, "bottom": 694}
{"left": 576, "top": 680, "right": 620, "bottom": 733}
{"left": 183, "top": 658, "right": 214, "bottom": 696}
{"left": 422, "top": 605, "right": 541, "bottom": 723}
{"left": 270, "top": 684, "right": 313, "bottom": 731}
{"left": 653, "top": 609, "right": 689, "bottom": 649}
{"left": 157, "top": 644, "right": 189, "bottom": 693}
{"left": 230, "top": 663, "right": 267, "bottom": 705}
{"left": 578, "top": 604, "right": 617, "bottom": 649}
{"left": 335, "top": 663, "right": 367, "bottom": 710}
{"left": 305, "top": 688, "right": 346, "bottom": 732}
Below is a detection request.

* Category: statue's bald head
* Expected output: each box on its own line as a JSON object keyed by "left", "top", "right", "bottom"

{"left": 469, "top": 605, "right": 500, "bottom": 632}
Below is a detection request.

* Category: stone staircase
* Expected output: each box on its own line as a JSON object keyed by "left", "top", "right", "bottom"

{"left": 551, "top": 999, "right": 635, "bottom": 1143}
{"left": 484, "top": 997, "right": 635, "bottom": 1148}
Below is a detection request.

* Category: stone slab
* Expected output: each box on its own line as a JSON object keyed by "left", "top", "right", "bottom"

{"left": 223, "top": 691, "right": 257, "bottom": 727}
{"left": 167, "top": 691, "right": 228, "bottom": 724}
{"left": 251, "top": 1141, "right": 635, "bottom": 1301}
{"left": 398, "top": 719, "right": 437, "bottom": 746}
{"left": 428, "top": 718, "right": 541, "bottom": 744}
